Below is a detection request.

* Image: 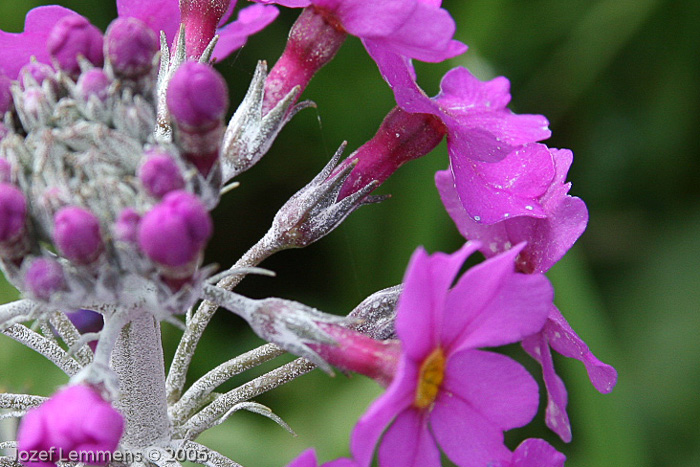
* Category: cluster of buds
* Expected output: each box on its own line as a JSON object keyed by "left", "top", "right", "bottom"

{"left": 0, "top": 11, "right": 233, "bottom": 319}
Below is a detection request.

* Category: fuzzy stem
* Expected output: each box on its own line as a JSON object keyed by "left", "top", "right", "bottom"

{"left": 180, "top": 357, "right": 315, "bottom": 439}
{"left": 169, "top": 343, "right": 285, "bottom": 425}
{"left": 110, "top": 313, "right": 170, "bottom": 448}
{"left": 166, "top": 235, "right": 280, "bottom": 404}
{"left": 2, "top": 324, "right": 82, "bottom": 376}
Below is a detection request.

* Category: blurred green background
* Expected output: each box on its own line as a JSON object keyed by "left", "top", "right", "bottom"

{"left": 1, "top": 0, "right": 699, "bottom": 466}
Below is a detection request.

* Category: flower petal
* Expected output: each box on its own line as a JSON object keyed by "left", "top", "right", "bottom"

{"left": 395, "top": 243, "right": 479, "bottom": 360}
{"left": 546, "top": 307, "right": 618, "bottom": 394}
{"left": 522, "top": 330, "right": 572, "bottom": 442}
{"left": 440, "top": 246, "right": 552, "bottom": 351}
{"left": 350, "top": 359, "right": 416, "bottom": 466}
{"left": 510, "top": 438, "right": 566, "bottom": 467}
{"left": 0, "top": 6, "right": 82, "bottom": 79}
{"left": 117, "top": 0, "right": 181, "bottom": 44}
{"left": 378, "top": 408, "right": 441, "bottom": 467}
{"left": 431, "top": 380, "right": 512, "bottom": 466}
{"left": 212, "top": 4, "right": 279, "bottom": 61}
{"left": 442, "top": 349, "right": 540, "bottom": 431}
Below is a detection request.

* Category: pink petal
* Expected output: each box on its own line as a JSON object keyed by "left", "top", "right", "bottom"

{"left": 431, "top": 381, "right": 512, "bottom": 466}
{"left": 442, "top": 349, "right": 540, "bottom": 431}
{"left": 510, "top": 438, "right": 566, "bottom": 467}
{"left": 440, "top": 246, "right": 552, "bottom": 351}
{"left": 0, "top": 6, "right": 82, "bottom": 79}
{"left": 287, "top": 449, "right": 318, "bottom": 467}
{"left": 395, "top": 243, "right": 479, "bottom": 360}
{"left": 449, "top": 143, "right": 556, "bottom": 224}
{"left": 522, "top": 331, "right": 572, "bottom": 442}
{"left": 378, "top": 409, "right": 440, "bottom": 467}
{"left": 313, "top": 0, "right": 414, "bottom": 37}
{"left": 350, "top": 359, "right": 416, "bottom": 466}
{"left": 437, "top": 68, "right": 512, "bottom": 112}
{"left": 546, "top": 307, "right": 618, "bottom": 394}
{"left": 212, "top": 4, "right": 279, "bottom": 61}
{"left": 117, "top": 0, "right": 181, "bottom": 44}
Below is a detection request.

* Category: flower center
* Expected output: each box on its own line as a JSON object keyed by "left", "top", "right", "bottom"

{"left": 414, "top": 347, "right": 446, "bottom": 409}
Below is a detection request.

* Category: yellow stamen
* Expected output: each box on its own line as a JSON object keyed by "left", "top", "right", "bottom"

{"left": 414, "top": 348, "right": 446, "bottom": 409}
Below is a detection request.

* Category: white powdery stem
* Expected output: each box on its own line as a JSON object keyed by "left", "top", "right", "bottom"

{"left": 166, "top": 236, "right": 280, "bottom": 404}
{"left": 1, "top": 324, "right": 82, "bottom": 376}
{"left": 180, "top": 358, "right": 314, "bottom": 439}
{"left": 111, "top": 313, "right": 170, "bottom": 448}
{"left": 170, "top": 343, "right": 285, "bottom": 424}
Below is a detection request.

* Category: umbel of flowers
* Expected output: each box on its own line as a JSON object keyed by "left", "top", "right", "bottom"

{"left": 0, "top": 1, "right": 616, "bottom": 466}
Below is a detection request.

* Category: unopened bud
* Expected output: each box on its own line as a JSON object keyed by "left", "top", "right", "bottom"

{"left": 47, "top": 15, "right": 104, "bottom": 76}
{"left": 24, "top": 257, "right": 66, "bottom": 301}
{"left": 53, "top": 206, "right": 104, "bottom": 264}
{"left": 76, "top": 69, "right": 111, "bottom": 102}
{"left": 105, "top": 17, "right": 159, "bottom": 79}
{"left": 138, "top": 150, "right": 185, "bottom": 198}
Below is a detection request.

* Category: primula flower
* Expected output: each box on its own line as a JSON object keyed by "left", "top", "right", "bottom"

{"left": 17, "top": 385, "right": 124, "bottom": 467}
{"left": 348, "top": 51, "right": 551, "bottom": 223}
{"left": 436, "top": 146, "right": 617, "bottom": 442}
{"left": 436, "top": 145, "right": 587, "bottom": 266}
{"left": 350, "top": 243, "right": 553, "bottom": 467}
{"left": 255, "top": 0, "right": 466, "bottom": 63}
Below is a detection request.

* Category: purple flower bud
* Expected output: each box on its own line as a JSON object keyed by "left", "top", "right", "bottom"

{"left": 0, "top": 183, "right": 27, "bottom": 243}
{"left": 76, "top": 69, "right": 111, "bottom": 102}
{"left": 138, "top": 150, "right": 186, "bottom": 198}
{"left": 24, "top": 257, "right": 66, "bottom": 301}
{"left": 22, "top": 88, "right": 48, "bottom": 119}
{"left": 104, "top": 17, "right": 159, "bottom": 79}
{"left": 19, "top": 62, "right": 55, "bottom": 89}
{"left": 114, "top": 208, "right": 141, "bottom": 243}
{"left": 47, "top": 15, "right": 104, "bottom": 76}
{"left": 17, "top": 384, "right": 124, "bottom": 467}
{"left": 0, "top": 74, "right": 13, "bottom": 114}
{"left": 166, "top": 62, "right": 228, "bottom": 131}
{"left": 66, "top": 309, "right": 104, "bottom": 335}
{"left": 53, "top": 206, "right": 103, "bottom": 264}
{"left": 138, "top": 190, "right": 212, "bottom": 267}
{"left": 180, "top": 0, "right": 231, "bottom": 58}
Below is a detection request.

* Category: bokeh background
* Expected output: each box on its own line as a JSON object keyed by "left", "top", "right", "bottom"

{"left": 1, "top": 0, "right": 699, "bottom": 466}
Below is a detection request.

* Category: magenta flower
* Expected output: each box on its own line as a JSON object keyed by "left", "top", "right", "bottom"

{"left": 17, "top": 385, "right": 124, "bottom": 467}
{"left": 256, "top": 0, "right": 466, "bottom": 63}
{"left": 436, "top": 145, "right": 617, "bottom": 442}
{"left": 287, "top": 449, "right": 356, "bottom": 467}
{"left": 350, "top": 243, "right": 552, "bottom": 467}
{"left": 436, "top": 145, "right": 587, "bottom": 265}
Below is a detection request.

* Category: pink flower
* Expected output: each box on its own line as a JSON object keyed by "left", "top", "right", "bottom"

{"left": 494, "top": 438, "right": 566, "bottom": 467}
{"left": 255, "top": 0, "right": 466, "bottom": 63}
{"left": 436, "top": 145, "right": 617, "bottom": 442}
{"left": 17, "top": 385, "right": 124, "bottom": 467}
{"left": 436, "top": 145, "right": 586, "bottom": 261}
{"left": 350, "top": 243, "right": 553, "bottom": 467}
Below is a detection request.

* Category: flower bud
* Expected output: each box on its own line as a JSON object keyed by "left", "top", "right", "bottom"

{"left": 104, "top": 17, "right": 159, "bottom": 79}
{"left": 47, "top": 15, "right": 104, "bottom": 76}
{"left": 19, "top": 62, "right": 55, "bottom": 89}
{"left": 138, "top": 191, "right": 212, "bottom": 268}
{"left": 167, "top": 62, "right": 228, "bottom": 131}
{"left": 0, "top": 183, "right": 27, "bottom": 243}
{"left": 24, "top": 257, "right": 66, "bottom": 301}
{"left": 76, "top": 69, "right": 111, "bottom": 102}
{"left": 138, "top": 150, "right": 185, "bottom": 198}
{"left": 17, "top": 385, "right": 124, "bottom": 467}
{"left": 53, "top": 206, "right": 103, "bottom": 264}
{"left": 113, "top": 208, "right": 141, "bottom": 243}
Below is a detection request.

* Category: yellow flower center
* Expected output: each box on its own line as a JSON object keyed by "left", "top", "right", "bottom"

{"left": 414, "top": 348, "right": 446, "bottom": 409}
